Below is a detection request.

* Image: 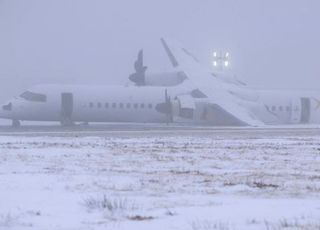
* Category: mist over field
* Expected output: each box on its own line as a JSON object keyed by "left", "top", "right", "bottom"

{"left": 1, "top": 2, "right": 320, "bottom": 228}
{"left": 0, "top": 0, "right": 320, "bottom": 102}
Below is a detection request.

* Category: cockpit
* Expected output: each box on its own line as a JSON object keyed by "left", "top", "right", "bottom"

{"left": 2, "top": 102, "right": 12, "bottom": 111}
{"left": 20, "top": 91, "right": 47, "bottom": 102}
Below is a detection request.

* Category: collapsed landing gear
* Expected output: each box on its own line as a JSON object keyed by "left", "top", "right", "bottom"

{"left": 12, "top": 119, "right": 21, "bottom": 128}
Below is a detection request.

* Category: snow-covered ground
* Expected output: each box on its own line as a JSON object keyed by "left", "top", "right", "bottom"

{"left": 0, "top": 130, "right": 320, "bottom": 229}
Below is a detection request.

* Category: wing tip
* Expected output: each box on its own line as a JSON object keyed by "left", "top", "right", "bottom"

{"left": 160, "top": 38, "right": 179, "bottom": 68}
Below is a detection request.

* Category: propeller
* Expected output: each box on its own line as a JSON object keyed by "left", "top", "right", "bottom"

{"left": 155, "top": 89, "right": 173, "bottom": 124}
{"left": 129, "top": 50, "right": 148, "bottom": 86}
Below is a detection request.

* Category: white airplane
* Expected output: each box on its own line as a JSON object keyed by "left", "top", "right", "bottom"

{"left": 1, "top": 38, "right": 320, "bottom": 127}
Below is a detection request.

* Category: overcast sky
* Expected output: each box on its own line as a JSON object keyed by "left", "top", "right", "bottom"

{"left": 0, "top": 0, "right": 320, "bottom": 101}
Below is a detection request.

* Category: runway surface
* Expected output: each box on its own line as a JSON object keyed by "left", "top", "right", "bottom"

{"left": 1, "top": 123, "right": 320, "bottom": 138}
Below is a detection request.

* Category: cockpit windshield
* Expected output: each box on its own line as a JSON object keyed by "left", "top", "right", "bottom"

{"left": 20, "top": 91, "right": 47, "bottom": 102}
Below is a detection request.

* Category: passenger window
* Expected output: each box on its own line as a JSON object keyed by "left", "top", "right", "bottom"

{"left": 148, "top": 104, "right": 153, "bottom": 109}
{"left": 279, "top": 106, "right": 283, "bottom": 111}
{"left": 105, "top": 103, "right": 109, "bottom": 108}
{"left": 272, "top": 106, "right": 276, "bottom": 111}
{"left": 89, "top": 102, "right": 94, "bottom": 108}
{"left": 97, "top": 102, "right": 102, "bottom": 108}
{"left": 140, "top": 103, "right": 145, "bottom": 109}
{"left": 112, "top": 103, "right": 117, "bottom": 108}
{"left": 119, "top": 103, "right": 124, "bottom": 109}
{"left": 134, "top": 103, "right": 138, "bottom": 109}
{"left": 286, "top": 106, "right": 290, "bottom": 111}
{"left": 126, "top": 103, "right": 131, "bottom": 108}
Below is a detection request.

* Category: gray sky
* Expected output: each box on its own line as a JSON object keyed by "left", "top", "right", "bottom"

{"left": 1, "top": 0, "right": 320, "bottom": 101}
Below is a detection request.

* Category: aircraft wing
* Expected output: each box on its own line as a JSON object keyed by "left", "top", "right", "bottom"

{"left": 161, "top": 38, "right": 264, "bottom": 126}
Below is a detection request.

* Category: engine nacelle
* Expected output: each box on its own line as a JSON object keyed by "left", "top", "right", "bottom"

{"left": 172, "top": 96, "right": 250, "bottom": 126}
{"left": 171, "top": 95, "right": 210, "bottom": 122}
{"left": 129, "top": 50, "right": 186, "bottom": 87}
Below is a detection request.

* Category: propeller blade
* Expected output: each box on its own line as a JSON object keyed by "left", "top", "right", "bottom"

{"left": 129, "top": 49, "right": 148, "bottom": 86}
{"left": 155, "top": 89, "right": 173, "bottom": 124}
{"left": 165, "top": 89, "right": 173, "bottom": 124}
{"left": 134, "top": 50, "right": 144, "bottom": 72}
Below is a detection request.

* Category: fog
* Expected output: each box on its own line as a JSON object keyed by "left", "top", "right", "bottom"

{"left": 1, "top": 0, "right": 320, "bottom": 102}
{"left": 1, "top": 2, "right": 320, "bottom": 226}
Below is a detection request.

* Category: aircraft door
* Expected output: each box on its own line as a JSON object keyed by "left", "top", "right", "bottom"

{"left": 300, "top": 98, "right": 311, "bottom": 123}
{"left": 61, "top": 93, "right": 74, "bottom": 126}
{"left": 290, "top": 98, "right": 301, "bottom": 124}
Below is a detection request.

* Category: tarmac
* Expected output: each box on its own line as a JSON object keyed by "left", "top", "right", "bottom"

{"left": 0, "top": 122, "right": 320, "bottom": 138}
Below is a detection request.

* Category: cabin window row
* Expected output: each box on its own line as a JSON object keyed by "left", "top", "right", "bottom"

{"left": 267, "top": 105, "right": 291, "bottom": 112}
{"left": 88, "top": 102, "right": 153, "bottom": 109}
